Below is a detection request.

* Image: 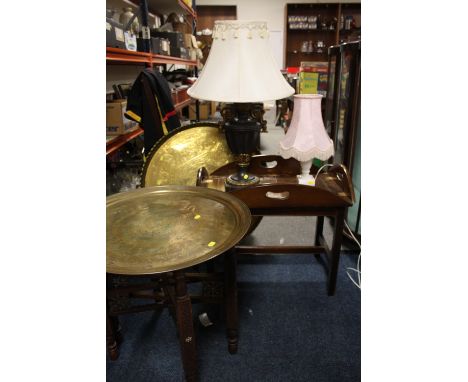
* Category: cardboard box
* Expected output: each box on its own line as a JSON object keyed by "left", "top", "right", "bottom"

{"left": 299, "top": 62, "right": 328, "bottom": 96}
{"left": 189, "top": 101, "right": 216, "bottom": 120}
{"left": 298, "top": 70, "right": 328, "bottom": 96}
{"left": 183, "top": 33, "right": 193, "bottom": 49}
{"left": 106, "top": 100, "right": 138, "bottom": 135}
{"left": 188, "top": 47, "right": 197, "bottom": 61}
{"left": 298, "top": 72, "right": 319, "bottom": 94}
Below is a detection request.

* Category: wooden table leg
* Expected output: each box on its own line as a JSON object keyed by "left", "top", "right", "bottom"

{"left": 315, "top": 215, "right": 324, "bottom": 245}
{"left": 328, "top": 210, "right": 345, "bottom": 296}
{"left": 224, "top": 248, "right": 238, "bottom": 354}
{"left": 174, "top": 270, "right": 198, "bottom": 382}
{"left": 314, "top": 215, "right": 325, "bottom": 261}
{"left": 106, "top": 305, "right": 119, "bottom": 361}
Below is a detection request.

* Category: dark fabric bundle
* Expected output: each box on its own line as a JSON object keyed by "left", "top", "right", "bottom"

{"left": 125, "top": 68, "right": 180, "bottom": 153}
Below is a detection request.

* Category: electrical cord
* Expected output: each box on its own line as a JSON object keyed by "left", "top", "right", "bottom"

{"left": 314, "top": 163, "right": 334, "bottom": 181}
{"left": 343, "top": 220, "right": 361, "bottom": 289}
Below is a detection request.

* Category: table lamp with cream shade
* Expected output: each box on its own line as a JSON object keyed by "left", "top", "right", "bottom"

{"left": 279, "top": 94, "right": 334, "bottom": 185}
{"left": 188, "top": 20, "right": 295, "bottom": 187}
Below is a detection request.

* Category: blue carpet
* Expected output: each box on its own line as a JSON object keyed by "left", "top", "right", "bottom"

{"left": 107, "top": 254, "right": 360, "bottom": 381}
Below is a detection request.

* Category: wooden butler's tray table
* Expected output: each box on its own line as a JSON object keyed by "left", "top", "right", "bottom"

{"left": 197, "top": 155, "right": 355, "bottom": 296}
{"left": 106, "top": 185, "right": 251, "bottom": 382}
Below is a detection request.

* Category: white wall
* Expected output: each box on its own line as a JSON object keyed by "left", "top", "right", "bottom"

{"left": 196, "top": 0, "right": 360, "bottom": 68}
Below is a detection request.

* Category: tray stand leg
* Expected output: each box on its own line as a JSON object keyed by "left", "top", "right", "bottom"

{"left": 224, "top": 249, "right": 239, "bottom": 354}
{"left": 106, "top": 305, "right": 119, "bottom": 361}
{"left": 328, "top": 210, "right": 345, "bottom": 296}
{"left": 174, "top": 270, "right": 198, "bottom": 382}
{"left": 314, "top": 215, "right": 325, "bottom": 262}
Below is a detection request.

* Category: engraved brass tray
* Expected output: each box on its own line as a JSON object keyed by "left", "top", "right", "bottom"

{"left": 107, "top": 185, "right": 251, "bottom": 275}
{"left": 141, "top": 122, "right": 234, "bottom": 187}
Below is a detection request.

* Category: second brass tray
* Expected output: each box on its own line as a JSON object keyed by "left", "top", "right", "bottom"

{"left": 141, "top": 122, "right": 234, "bottom": 187}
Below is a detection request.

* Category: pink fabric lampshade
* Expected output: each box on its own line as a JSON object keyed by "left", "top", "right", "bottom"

{"left": 280, "top": 94, "right": 334, "bottom": 162}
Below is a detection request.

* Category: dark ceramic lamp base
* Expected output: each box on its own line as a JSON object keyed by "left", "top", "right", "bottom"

{"left": 222, "top": 103, "right": 263, "bottom": 187}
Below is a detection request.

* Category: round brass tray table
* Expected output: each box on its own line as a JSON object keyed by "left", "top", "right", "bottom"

{"left": 107, "top": 185, "right": 251, "bottom": 275}
{"left": 106, "top": 185, "right": 251, "bottom": 381}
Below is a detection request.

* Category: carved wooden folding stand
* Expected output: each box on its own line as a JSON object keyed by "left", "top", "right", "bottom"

{"left": 106, "top": 186, "right": 251, "bottom": 382}
{"left": 197, "top": 154, "right": 355, "bottom": 296}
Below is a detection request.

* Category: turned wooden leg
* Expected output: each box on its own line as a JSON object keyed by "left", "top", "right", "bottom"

{"left": 314, "top": 215, "right": 325, "bottom": 261}
{"left": 111, "top": 315, "right": 123, "bottom": 344}
{"left": 224, "top": 248, "right": 239, "bottom": 354}
{"left": 106, "top": 308, "right": 119, "bottom": 361}
{"left": 315, "top": 215, "right": 324, "bottom": 245}
{"left": 328, "top": 210, "right": 345, "bottom": 296}
{"left": 162, "top": 273, "right": 177, "bottom": 324}
{"left": 106, "top": 274, "right": 121, "bottom": 356}
{"left": 174, "top": 270, "right": 197, "bottom": 382}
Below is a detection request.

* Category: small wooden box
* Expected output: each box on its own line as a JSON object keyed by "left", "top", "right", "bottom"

{"left": 189, "top": 101, "right": 216, "bottom": 120}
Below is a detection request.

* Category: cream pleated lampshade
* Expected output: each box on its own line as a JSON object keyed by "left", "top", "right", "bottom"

{"left": 187, "top": 20, "right": 295, "bottom": 103}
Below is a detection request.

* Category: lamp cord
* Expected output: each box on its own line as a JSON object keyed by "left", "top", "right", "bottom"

{"left": 343, "top": 220, "right": 361, "bottom": 289}
{"left": 314, "top": 163, "right": 334, "bottom": 180}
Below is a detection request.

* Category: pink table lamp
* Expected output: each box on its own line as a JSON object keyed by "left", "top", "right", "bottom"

{"left": 279, "top": 94, "right": 334, "bottom": 185}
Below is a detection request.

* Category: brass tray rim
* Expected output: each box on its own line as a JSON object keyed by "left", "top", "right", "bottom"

{"left": 140, "top": 122, "right": 223, "bottom": 188}
{"left": 107, "top": 185, "right": 251, "bottom": 275}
